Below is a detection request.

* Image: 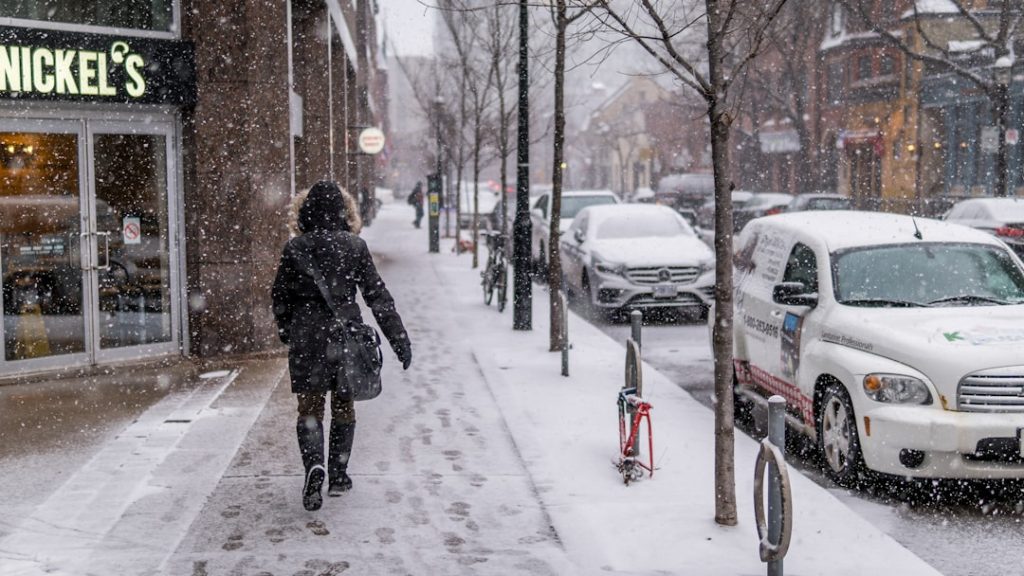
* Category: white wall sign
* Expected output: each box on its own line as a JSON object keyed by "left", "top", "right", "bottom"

{"left": 123, "top": 216, "right": 141, "bottom": 245}
{"left": 358, "top": 127, "right": 386, "bottom": 155}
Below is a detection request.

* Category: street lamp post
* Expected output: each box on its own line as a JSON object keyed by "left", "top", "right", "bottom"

{"left": 993, "top": 59, "right": 1012, "bottom": 198}
{"left": 512, "top": 0, "right": 533, "bottom": 330}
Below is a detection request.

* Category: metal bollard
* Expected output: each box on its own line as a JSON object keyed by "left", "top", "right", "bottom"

{"left": 630, "top": 310, "right": 642, "bottom": 349}
{"left": 561, "top": 292, "right": 569, "bottom": 377}
{"left": 767, "top": 395, "right": 786, "bottom": 576}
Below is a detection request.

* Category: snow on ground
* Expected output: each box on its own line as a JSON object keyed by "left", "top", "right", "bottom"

{"left": 0, "top": 202, "right": 943, "bottom": 575}
{"left": 367, "top": 203, "right": 940, "bottom": 575}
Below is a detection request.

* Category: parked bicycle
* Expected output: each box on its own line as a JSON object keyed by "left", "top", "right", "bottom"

{"left": 617, "top": 386, "right": 654, "bottom": 485}
{"left": 481, "top": 230, "right": 509, "bottom": 312}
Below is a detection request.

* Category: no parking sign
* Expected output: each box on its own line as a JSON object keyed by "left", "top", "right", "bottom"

{"left": 123, "top": 216, "right": 141, "bottom": 245}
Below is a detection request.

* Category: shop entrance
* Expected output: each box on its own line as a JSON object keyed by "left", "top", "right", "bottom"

{"left": 0, "top": 117, "right": 180, "bottom": 374}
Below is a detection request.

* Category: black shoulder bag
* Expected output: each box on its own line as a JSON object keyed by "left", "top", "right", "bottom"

{"left": 295, "top": 249, "right": 384, "bottom": 401}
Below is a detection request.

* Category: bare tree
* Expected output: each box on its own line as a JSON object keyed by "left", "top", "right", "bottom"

{"left": 593, "top": 0, "right": 789, "bottom": 525}
{"left": 546, "top": 0, "right": 600, "bottom": 354}
{"left": 838, "top": 0, "right": 1022, "bottom": 197}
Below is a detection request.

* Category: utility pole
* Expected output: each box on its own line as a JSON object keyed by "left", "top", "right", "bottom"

{"left": 512, "top": 0, "right": 533, "bottom": 330}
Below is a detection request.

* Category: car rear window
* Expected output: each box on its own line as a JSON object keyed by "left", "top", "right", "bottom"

{"left": 833, "top": 243, "right": 1024, "bottom": 306}
{"left": 805, "top": 197, "right": 850, "bottom": 210}
{"left": 561, "top": 195, "right": 616, "bottom": 219}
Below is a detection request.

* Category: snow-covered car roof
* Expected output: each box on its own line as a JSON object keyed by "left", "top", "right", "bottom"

{"left": 949, "top": 197, "right": 1024, "bottom": 220}
{"left": 562, "top": 188, "right": 618, "bottom": 198}
{"left": 758, "top": 210, "right": 1005, "bottom": 252}
{"left": 579, "top": 203, "right": 691, "bottom": 230}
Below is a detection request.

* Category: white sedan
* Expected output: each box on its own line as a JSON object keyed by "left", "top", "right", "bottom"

{"left": 560, "top": 204, "right": 715, "bottom": 318}
{"left": 530, "top": 189, "right": 619, "bottom": 275}
{"left": 731, "top": 211, "right": 1024, "bottom": 484}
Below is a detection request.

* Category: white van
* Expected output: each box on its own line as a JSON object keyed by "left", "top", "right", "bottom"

{"left": 730, "top": 211, "right": 1024, "bottom": 484}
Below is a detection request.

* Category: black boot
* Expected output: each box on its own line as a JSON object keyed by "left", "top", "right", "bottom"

{"left": 328, "top": 421, "right": 355, "bottom": 496}
{"left": 297, "top": 416, "right": 326, "bottom": 511}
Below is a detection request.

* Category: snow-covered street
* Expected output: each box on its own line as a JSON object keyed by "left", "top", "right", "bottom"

{"left": 0, "top": 203, "right": 945, "bottom": 574}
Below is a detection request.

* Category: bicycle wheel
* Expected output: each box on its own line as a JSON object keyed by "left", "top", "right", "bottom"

{"left": 483, "top": 266, "right": 495, "bottom": 306}
{"left": 497, "top": 263, "right": 508, "bottom": 312}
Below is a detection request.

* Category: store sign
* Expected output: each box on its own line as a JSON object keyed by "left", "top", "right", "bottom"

{"left": 0, "top": 27, "right": 196, "bottom": 106}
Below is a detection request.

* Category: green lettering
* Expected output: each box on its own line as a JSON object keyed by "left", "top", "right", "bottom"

{"left": 32, "top": 48, "right": 54, "bottom": 93}
{"left": 96, "top": 52, "right": 115, "bottom": 96}
{"left": 124, "top": 54, "right": 145, "bottom": 98}
{"left": 54, "top": 49, "right": 76, "bottom": 94}
{"left": 78, "top": 51, "right": 97, "bottom": 95}
{"left": 0, "top": 46, "right": 20, "bottom": 92}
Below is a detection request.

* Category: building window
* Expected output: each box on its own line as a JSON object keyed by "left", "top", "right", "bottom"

{"left": 880, "top": 54, "right": 896, "bottom": 76}
{"left": 857, "top": 55, "right": 872, "bottom": 81}
{"left": 0, "top": 0, "right": 174, "bottom": 32}
{"left": 828, "top": 62, "right": 845, "bottom": 103}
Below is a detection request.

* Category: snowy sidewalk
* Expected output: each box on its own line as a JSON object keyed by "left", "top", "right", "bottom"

{"left": 366, "top": 204, "right": 942, "bottom": 575}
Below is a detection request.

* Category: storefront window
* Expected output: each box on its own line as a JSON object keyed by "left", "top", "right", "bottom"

{"left": 1, "top": 132, "right": 85, "bottom": 361}
{"left": 0, "top": 0, "right": 173, "bottom": 32}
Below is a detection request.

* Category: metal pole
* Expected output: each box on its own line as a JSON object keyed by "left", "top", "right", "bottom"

{"left": 561, "top": 292, "right": 569, "bottom": 377}
{"left": 512, "top": 0, "right": 532, "bottom": 331}
{"left": 630, "top": 310, "right": 642, "bottom": 350}
{"left": 767, "top": 395, "right": 786, "bottom": 576}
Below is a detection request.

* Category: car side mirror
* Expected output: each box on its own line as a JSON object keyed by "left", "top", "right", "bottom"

{"left": 773, "top": 282, "right": 818, "bottom": 308}
{"left": 573, "top": 229, "right": 585, "bottom": 243}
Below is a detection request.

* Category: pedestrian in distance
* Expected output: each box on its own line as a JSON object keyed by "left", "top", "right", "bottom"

{"left": 409, "top": 181, "right": 424, "bottom": 228}
{"left": 273, "top": 181, "right": 412, "bottom": 511}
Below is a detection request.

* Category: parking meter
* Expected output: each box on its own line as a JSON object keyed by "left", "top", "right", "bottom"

{"left": 428, "top": 173, "right": 441, "bottom": 253}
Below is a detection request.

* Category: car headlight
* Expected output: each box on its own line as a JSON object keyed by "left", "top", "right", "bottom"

{"left": 863, "top": 373, "right": 932, "bottom": 404}
{"left": 593, "top": 258, "right": 626, "bottom": 276}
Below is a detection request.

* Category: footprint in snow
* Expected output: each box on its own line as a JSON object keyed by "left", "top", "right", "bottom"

{"left": 306, "top": 520, "right": 330, "bottom": 536}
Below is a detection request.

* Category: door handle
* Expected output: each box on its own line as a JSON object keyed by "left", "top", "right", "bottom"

{"left": 96, "top": 232, "right": 111, "bottom": 271}
{"left": 770, "top": 309, "right": 784, "bottom": 319}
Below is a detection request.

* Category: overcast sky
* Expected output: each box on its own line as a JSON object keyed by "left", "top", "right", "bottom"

{"left": 382, "top": 0, "right": 435, "bottom": 57}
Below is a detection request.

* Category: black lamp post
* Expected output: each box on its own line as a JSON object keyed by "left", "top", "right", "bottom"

{"left": 512, "top": 0, "right": 533, "bottom": 330}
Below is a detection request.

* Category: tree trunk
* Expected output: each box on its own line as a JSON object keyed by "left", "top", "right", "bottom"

{"left": 705, "top": 0, "right": 737, "bottom": 527}
{"left": 548, "top": 0, "right": 568, "bottom": 353}
{"left": 994, "top": 81, "right": 1011, "bottom": 198}
{"left": 473, "top": 120, "right": 482, "bottom": 269}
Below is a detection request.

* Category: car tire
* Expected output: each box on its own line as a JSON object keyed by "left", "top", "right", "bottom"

{"left": 535, "top": 242, "right": 548, "bottom": 281}
{"left": 733, "top": 375, "right": 754, "bottom": 428}
{"left": 816, "top": 383, "right": 866, "bottom": 488}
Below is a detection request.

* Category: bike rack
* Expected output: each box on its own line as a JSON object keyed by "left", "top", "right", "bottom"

{"left": 753, "top": 396, "right": 793, "bottom": 574}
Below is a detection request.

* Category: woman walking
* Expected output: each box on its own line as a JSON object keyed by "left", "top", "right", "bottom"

{"left": 273, "top": 181, "right": 412, "bottom": 511}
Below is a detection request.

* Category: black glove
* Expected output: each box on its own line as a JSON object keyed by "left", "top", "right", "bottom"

{"left": 396, "top": 341, "right": 412, "bottom": 370}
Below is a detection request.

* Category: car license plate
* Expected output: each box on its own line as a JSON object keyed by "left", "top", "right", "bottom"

{"left": 653, "top": 284, "right": 678, "bottom": 299}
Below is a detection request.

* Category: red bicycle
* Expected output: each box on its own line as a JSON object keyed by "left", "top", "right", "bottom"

{"left": 617, "top": 386, "right": 654, "bottom": 484}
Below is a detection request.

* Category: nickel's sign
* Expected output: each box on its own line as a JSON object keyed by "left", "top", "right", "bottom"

{"left": 0, "top": 27, "right": 196, "bottom": 107}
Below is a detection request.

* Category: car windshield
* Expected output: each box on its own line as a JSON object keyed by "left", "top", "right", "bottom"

{"left": 596, "top": 211, "right": 690, "bottom": 240}
{"left": 833, "top": 243, "right": 1024, "bottom": 306}
{"left": 805, "top": 197, "right": 850, "bottom": 210}
{"left": 561, "top": 195, "right": 616, "bottom": 219}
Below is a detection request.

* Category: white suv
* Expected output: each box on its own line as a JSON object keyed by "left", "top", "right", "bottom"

{"left": 530, "top": 190, "right": 618, "bottom": 275}
{"left": 730, "top": 211, "right": 1024, "bottom": 484}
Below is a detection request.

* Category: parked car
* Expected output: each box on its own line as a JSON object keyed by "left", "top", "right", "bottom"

{"left": 696, "top": 190, "right": 754, "bottom": 230}
{"left": 560, "top": 204, "right": 714, "bottom": 319}
{"left": 531, "top": 189, "right": 619, "bottom": 275}
{"left": 943, "top": 197, "right": 1024, "bottom": 258}
{"left": 654, "top": 173, "right": 714, "bottom": 212}
{"left": 732, "top": 192, "right": 793, "bottom": 233}
{"left": 456, "top": 182, "right": 501, "bottom": 230}
{"left": 729, "top": 210, "right": 1024, "bottom": 485}
{"left": 787, "top": 192, "right": 851, "bottom": 212}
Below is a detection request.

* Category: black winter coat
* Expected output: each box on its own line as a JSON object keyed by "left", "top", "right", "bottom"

{"left": 272, "top": 230, "right": 409, "bottom": 394}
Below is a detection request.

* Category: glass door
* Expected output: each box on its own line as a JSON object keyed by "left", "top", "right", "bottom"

{"left": 0, "top": 121, "right": 91, "bottom": 370}
{"left": 87, "top": 121, "right": 179, "bottom": 360}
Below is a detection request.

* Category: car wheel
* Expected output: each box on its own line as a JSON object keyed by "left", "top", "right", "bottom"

{"left": 733, "top": 374, "right": 754, "bottom": 428}
{"left": 816, "top": 383, "right": 866, "bottom": 487}
{"left": 535, "top": 242, "right": 548, "bottom": 281}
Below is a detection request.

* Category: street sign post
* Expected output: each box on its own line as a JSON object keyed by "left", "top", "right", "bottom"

{"left": 428, "top": 173, "right": 441, "bottom": 253}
